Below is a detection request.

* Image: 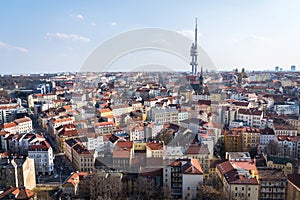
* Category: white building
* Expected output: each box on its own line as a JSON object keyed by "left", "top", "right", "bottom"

{"left": 14, "top": 117, "right": 33, "bottom": 133}
{"left": 165, "top": 146, "right": 186, "bottom": 158}
{"left": 111, "top": 104, "right": 133, "bottom": 116}
{"left": 273, "top": 123, "right": 298, "bottom": 136}
{"left": 129, "top": 123, "right": 145, "bottom": 141}
{"left": 86, "top": 133, "right": 104, "bottom": 152}
{"left": 48, "top": 116, "right": 75, "bottom": 129}
{"left": 164, "top": 158, "right": 203, "bottom": 199}
{"left": 258, "top": 128, "right": 278, "bottom": 154}
{"left": 28, "top": 140, "right": 54, "bottom": 175}
{"left": 178, "top": 111, "right": 189, "bottom": 122}
{"left": 148, "top": 107, "right": 178, "bottom": 124}
{"left": 277, "top": 136, "right": 300, "bottom": 159}
{"left": 236, "top": 109, "right": 263, "bottom": 127}
{"left": 274, "top": 100, "right": 299, "bottom": 116}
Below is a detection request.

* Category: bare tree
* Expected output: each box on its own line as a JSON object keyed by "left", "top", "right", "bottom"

{"left": 89, "top": 171, "right": 124, "bottom": 200}
{"left": 264, "top": 140, "right": 279, "bottom": 155}
{"left": 196, "top": 184, "right": 224, "bottom": 200}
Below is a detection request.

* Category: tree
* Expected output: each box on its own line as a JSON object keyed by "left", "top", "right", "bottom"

{"left": 157, "top": 129, "right": 173, "bottom": 145}
{"left": 196, "top": 185, "right": 224, "bottom": 200}
{"left": 88, "top": 170, "right": 173, "bottom": 200}
{"left": 264, "top": 140, "right": 279, "bottom": 155}
{"left": 89, "top": 171, "right": 124, "bottom": 200}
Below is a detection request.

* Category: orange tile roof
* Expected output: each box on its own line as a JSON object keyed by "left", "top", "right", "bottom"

{"left": 117, "top": 141, "right": 133, "bottom": 148}
{"left": 63, "top": 105, "right": 72, "bottom": 110}
{"left": 0, "top": 105, "right": 19, "bottom": 110}
{"left": 99, "top": 108, "right": 112, "bottom": 113}
{"left": 184, "top": 158, "right": 203, "bottom": 174}
{"left": 1, "top": 122, "right": 17, "bottom": 129}
{"left": 0, "top": 131, "right": 9, "bottom": 136}
{"left": 64, "top": 172, "right": 80, "bottom": 187}
{"left": 231, "top": 160, "right": 257, "bottom": 172}
{"left": 15, "top": 188, "right": 36, "bottom": 199}
{"left": 14, "top": 117, "right": 31, "bottom": 124}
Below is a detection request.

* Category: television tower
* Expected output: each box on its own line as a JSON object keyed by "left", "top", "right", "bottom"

{"left": 190, "top": 18, "right": 198, "bottom": 75}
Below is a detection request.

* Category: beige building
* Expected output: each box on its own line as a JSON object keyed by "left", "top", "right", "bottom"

{"left": 287, "top": 174, "right": 300, "bottom": 200}
{"left": 65, "top": 137, "right": 94, "bottom": 172}
{"left": 111, "top": 104, "right": 133, "bottom": 116}
{"left": 273, "top": 123, "right": 298, "bottom": 136}
{"left": 265, "top": 155, "right": 293, "bottom": 174}
{"left": 94, "top": 121, "right": 116, "bottom": 135}
{"left": 258, "top": 169, "right": 287, "bottom": 200}
{"left": 186, "top": 144, "right": 210, "bottom": 180}
{"left": 0, "top": 157, "right": 36, "bottom": 190}
{"left": 216, "top": 160, "right": 259, "bottom": 200}
{"left": 241, "top": 127, "right": 260, "bottom": 152}
{"left": 146, "top": 141, "right": 164, "bottom": 157}
{"left": 28, "top": 93, "right": 57, "bottom": 108}
{"left": 14, "top": 117, "right": 33, "bottom": 133}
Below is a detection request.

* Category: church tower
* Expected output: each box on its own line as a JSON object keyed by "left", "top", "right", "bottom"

{"left": 198, "top": 66, "right": 204, "bottom": 93}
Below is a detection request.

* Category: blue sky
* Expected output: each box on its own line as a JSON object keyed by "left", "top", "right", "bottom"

{"left": 0, "top": 0, "right": 300, "bottom": 74}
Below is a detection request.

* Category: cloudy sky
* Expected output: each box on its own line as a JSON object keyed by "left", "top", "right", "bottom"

{"left": 0, "top": 0, "right": 300, "bottom": 74}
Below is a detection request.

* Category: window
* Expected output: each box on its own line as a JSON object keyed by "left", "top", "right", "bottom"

{"left": 242, "top": 187, "right": 244, "bottom": 191}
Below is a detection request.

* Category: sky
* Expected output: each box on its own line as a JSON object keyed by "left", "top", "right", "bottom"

{"left": 0, "top": 0, "right": 300, "bottom": 74}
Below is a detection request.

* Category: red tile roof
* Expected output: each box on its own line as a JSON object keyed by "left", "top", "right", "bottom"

{"left": 186, "top": 144, "right": 210, "bottom": 155}
{"left": 238, "top": 108, "right": 262, "bottom": 116}
{"left": 29, "top": 140, "right": 51, "bottom": 151}
{"left": 113, "top": 148, "right": 131, "bottom": 158}
{"left": 117, "top": 141, "right": 133, "bottom": 148}
{"left": 1, "top": 122, "right": 17, "bottom": 129}
{"left": 146, "top": 142, "right": 163, "bottom": 150}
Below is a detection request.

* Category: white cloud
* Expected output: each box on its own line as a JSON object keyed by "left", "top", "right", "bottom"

{"left": 45, "top": 32, "right": 91, "bottom": 43}
{"left": 70, "top": 13, "right": 84, "bottom": 20}
{"left": 111, "top": 21, "right": 117, "bottom": 26}
{"left": 176, "top": 30, "right": 201, "bottom": 41}
{"left": 0, "top": 41, "right": 28, "bottom": 53}
{"left": 91, "top": 22, "right": 97, "bottom": 27}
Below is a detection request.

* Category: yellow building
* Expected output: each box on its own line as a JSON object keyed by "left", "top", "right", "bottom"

{"left": 224, "top": 128, "right": 260, "bottom": 152}
{"left": 98, "top": 108, "right": 113, "bottom": 118}
{"left": 224, "top": 129, "right": 243, "bottom": 152}
{"left": 265, "top": 155, "right": 293, "bottom": 174}
{"left": 241, "top": 127, "right": 260, "bottom": 152}
{"left": 146, "top": 142, "right": 164, "bottom": 157}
